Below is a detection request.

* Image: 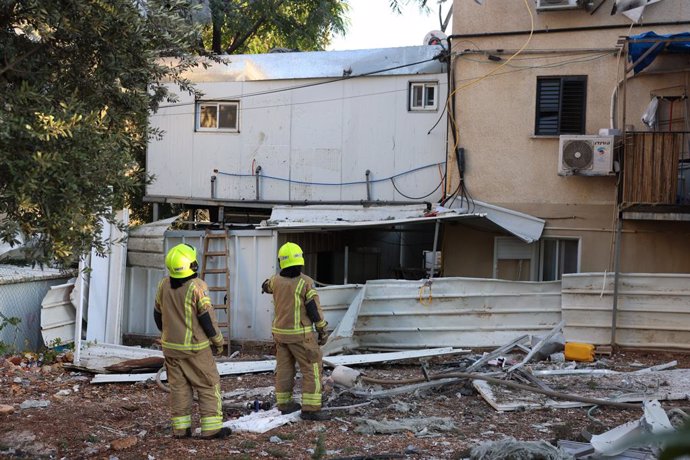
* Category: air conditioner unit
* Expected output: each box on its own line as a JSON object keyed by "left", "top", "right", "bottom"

{"left": 536, "top": 0, "right": 583, "bottom": 11}
{"left": 558, "top": 135, "right": 615, "bottom": 176}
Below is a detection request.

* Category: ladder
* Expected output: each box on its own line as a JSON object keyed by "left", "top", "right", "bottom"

{"left": 199, "top": 229, "right": 231, "bottom": 355}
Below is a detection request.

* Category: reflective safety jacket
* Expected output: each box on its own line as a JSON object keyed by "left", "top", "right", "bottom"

{"left": 265, "top": 273, "right": 326, "bottom": 343}
{"left": 155, "top": 277, "right": 223, "bottom": 358}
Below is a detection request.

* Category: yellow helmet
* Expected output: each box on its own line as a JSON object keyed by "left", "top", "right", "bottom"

{"left": 165, "top": 244, "right": 198, "bottom": 278}
{"left": 278, "top": 242, "right": 304, "bottom": 269}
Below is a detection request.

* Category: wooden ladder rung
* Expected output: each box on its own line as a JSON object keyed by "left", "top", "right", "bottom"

{"left": 204, "top": 251, "right": 227, "bottom": 257}
{"left": 205, "top": 233, "right": 229, "bottom": 239}
{"left": 213, "top": 304, "right": 228, "bottom": 310}
{"left": 216, "top": 322, "right": 229, "bottom": 328}
{"left": 208, "top": 286, "right": 226, "bottom": 292}
{"left": 204, "top": 268, "right": 228, "bottom": 274}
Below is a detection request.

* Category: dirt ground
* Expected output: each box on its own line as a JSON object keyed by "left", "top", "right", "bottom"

{"left": 1, "top": 348, "right": 689, "bottom": 460}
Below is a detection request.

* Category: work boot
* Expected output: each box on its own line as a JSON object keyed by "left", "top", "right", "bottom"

{"left": 300, "top": 410, "right": 330, "bottom": 421}
{"left": 173, "top": 428, "right": 192, "bottom": 439}
{"left": 279, "top": 402, "right": 302, "bottom": 415}
{"left": 200, "top": 427, "right": 232, "bottom": 440}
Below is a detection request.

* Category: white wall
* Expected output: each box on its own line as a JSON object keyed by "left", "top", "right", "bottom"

{"left": 147, "top": 74, "right": 447, "bottom": 203}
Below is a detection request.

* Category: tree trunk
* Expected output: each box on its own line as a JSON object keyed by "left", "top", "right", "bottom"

{"left": 212, "top": 20, "right": 222, "bottom": 54}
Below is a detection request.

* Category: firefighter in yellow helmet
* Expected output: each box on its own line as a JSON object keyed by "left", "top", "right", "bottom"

{"left": 261, "top": 242, "right": 330, "bottom": 421}
{"left": 154, "top": 243, "right": 231, "bottom": 439}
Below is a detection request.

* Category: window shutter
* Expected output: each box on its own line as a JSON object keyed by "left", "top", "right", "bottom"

{"left": 535, "top": 76, "right": 586, "bottom": 135}
{"left": 536, "top": 78, "right": 561, "bottom": 135}
{"left": 559, "top": 78, "right": 586, "bottom": 134}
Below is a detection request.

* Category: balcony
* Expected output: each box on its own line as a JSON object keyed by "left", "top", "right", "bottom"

{"left": 620, "top": 131, "right": 690, "bottom": 220}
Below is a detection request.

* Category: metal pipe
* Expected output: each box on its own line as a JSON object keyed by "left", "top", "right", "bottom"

{"left": 448, "top": 21, "right": 690, "bottom": 38}
{"left": 144, "top": 195, "right": 433, "bottom": 210}
{"left": 73, "top": 258, "right": 87, "bottom": 365}
{"left": 611, "top": 216, "right": 623, "bottom": 348}
{"left": 461, "top": 48, "right": 618, "bottom": 55}
{"left": 255, "top": 165, "right": 262, "bottom": 200}
{"left": 211, "top": 175, "right": 217, "bottom": 199}
{"left": 365, "top": 170, "right": 371, "bottom": 201}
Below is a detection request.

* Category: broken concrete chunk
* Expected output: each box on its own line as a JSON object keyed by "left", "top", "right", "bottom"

{"left": 110, "top": 436, "right": 138, "bottom": 451}
{"left": 331, "top": 365, "right": 361, "bottom": 388}
{"left": 0, "top": 404, "right": 15, "bottom": 415}
{"left": 19, "top": 399, "right": 50, "bottom": 410}
{"left": 354, "top": 417, "right": 455, "bottom": 435}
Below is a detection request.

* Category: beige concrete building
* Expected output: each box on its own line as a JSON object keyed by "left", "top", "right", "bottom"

{"left": 443, "top": 0, "right": 690, "bottom": 280}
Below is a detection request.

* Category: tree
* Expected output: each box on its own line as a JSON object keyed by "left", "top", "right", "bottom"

{"left": 205, "top": 0, "right": 349, "bottom": 54}
{"left": 0, "top": 0, "right": 210, "bottom": 265}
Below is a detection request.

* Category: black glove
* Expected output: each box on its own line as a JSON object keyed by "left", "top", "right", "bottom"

{"left": 261, "top": 279, "right": 271, "bottom": 294}
{"left": 316, "top": 327, "right": 330, "bottom": 346}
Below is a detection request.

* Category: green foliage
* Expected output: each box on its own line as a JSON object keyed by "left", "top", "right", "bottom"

{"left": 0, "top": 0, "right": 212, "bottom": 266}
{"left": 204, "top": 0, "right": 349, "bottom": 54}
{"left": 0, "top": 312, "right": 22, "bottom": 355}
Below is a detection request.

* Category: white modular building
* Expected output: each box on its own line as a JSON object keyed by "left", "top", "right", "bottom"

{"left": 146, "top": 45, "right": 449, "bottom": 208}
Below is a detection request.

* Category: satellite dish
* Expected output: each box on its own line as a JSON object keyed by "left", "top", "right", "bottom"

{"left": 562, "top": 140, "right": 594, "bottom": 170}
{"left": 423, "top": 30, "right": 448, "bottom": 47}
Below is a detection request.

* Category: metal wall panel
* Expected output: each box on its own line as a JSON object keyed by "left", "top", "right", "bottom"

{"left": 562, "top": 273, "right": 690, "bottom": 348}
{"left": 318, "top": 277, "right": 562, "bottom": 349}
{"left": 0, "top": 270, "right": 72, "bottom": 351}
{"left": 124, "top": 229, "right": 279, "bottom": 341}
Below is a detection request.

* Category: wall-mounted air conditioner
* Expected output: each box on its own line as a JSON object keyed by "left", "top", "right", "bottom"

{"left": 558, "top": 135, "right": 615, "bottom": 176}
{"left": 536, "top": 0, "right": 584, "bottom": 11}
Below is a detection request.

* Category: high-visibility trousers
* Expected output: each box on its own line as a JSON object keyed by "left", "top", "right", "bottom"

{"left": 274, "top": 333, "right": 323, "bottom": 412}
{"left": 164, "top": 348, "right": 223, "bottom": 437}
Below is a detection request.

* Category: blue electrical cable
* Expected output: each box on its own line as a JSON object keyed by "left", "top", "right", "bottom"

{"left": 215, "top": 162, "right": 444, "bottom": 187}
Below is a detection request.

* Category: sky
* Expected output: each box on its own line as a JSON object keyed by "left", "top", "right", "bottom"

{"left": 327, "top": 0, "right": 451, "bottom": 51}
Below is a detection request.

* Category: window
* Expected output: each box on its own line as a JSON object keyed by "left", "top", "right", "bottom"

{"left": 196, "top": 101, "right": 239, "bottom": 132}
{"left": 539, "top": 238, "right": 579, "bottom": 282}
{"left": 409, "top": 82, "right": 438, "bottom": 111}
{"left": 535, "top": 76, "right": 587, "bottom": 135}
{"left": 494, "top": 237, "right": 579, "bottom": 281}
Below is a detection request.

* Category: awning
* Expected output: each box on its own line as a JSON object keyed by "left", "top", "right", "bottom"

{"left": 258, "top": 202, "right": 545, "bottom": 243}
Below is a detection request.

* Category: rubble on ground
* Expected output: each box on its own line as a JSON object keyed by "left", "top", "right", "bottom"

{"left": 1, "top": 340, "right": 689, "bottom": 459}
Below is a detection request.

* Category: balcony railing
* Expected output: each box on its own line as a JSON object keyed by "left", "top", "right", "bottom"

{"left": 621, "top": 131, "right": 690, "bottom": 208}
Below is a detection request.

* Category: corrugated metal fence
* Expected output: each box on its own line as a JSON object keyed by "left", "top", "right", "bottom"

{"left": 0, "top": 265, "right": 72, "bottom": 351}
{"left": 563, "top": 273, "right": 690, "bottom": 349}
{"left": 124, "top": 231, "right": 690, "bottom": 349}
{"left": 319, "top": 278, "right": 563, "bottom": 349}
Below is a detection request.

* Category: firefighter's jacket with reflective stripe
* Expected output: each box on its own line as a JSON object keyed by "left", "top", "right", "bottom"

{"left": 266, "top": 273, "right": 326, "bottom": 343}
{"left": 155, "top": 277, "right": 223, "bottom": 358}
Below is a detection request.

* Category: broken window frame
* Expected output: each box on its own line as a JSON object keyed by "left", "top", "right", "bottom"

{"left": 196, "top": 101, "right": 240, "bottom": 132}
{"left": 409, "top": 81, "right": 439, "bottom": 111}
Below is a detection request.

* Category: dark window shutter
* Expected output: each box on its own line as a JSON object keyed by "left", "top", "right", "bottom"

{"left": 536, "top": 78, "right": 561, "bottom": 135}
{"left": 535, "top": 76, "right": 586, "bottom": 135}
{"left": 559, "top": 78, "right": 586, "bottom": 134}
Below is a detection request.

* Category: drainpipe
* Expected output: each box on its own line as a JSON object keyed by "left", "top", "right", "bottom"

{"left": 365, "top": 170, "right": 372, "bottom": 201}
{"left": 255, "top": 165, "right": 262, "bottom": 200}
{"left": 210, "top": 173, "right": 217, "bottom": 199}
{"left": 611, "top": 216, "right": 623, "bottom": 348}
